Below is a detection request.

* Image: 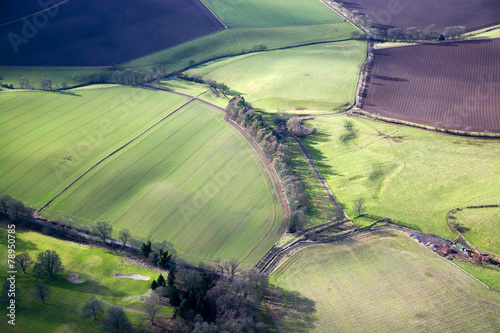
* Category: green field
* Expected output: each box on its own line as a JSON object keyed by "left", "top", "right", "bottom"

{"left": 300, "top": 115, "right": 500, "bottom": 238}
{"left": 469, "top": 27, "right": 500, "bottom": 38}
{"left": 0, "top": 226, "right": 172, "bottom": 332}
{"left": 0, "top": 66, "right": 110, "bottom": 89}
{"left": 202, "top": 0, "right": 343, "bottom": 27}
{"left": 43, "top": 100, "right": 282, "bottom": 267}
{"left": 455, "top": 207, "right": 500, "bottom": 255}
{"left": 153, "top": 79, "right": 231, "bottom": 109}
{"left": 186, "top": 41, "right": 366, "bottom": 114}
{"left": 121, "top": 23, "right": 358, "bottom": 71}
{"left": 0, "top": 86, "right": 190, "bottom": 207}
{"left": 269, "top": 230, "right": 500, "bottom": 332}
{"left": 0, "top": 86, "right": 189, "bottom": 208}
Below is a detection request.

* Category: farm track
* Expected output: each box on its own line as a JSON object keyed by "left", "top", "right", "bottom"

{"left": 36, "top": 97, "right": 194, "bottom": 214}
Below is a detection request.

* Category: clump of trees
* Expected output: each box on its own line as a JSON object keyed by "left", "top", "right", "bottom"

{"left": 226, "top": 97, "right": 309, "bottom": 232}
{"left": 286, "top": 117, "right": 316, "bottom": 137}
{"left": 177, "top": 73, "right": 231, "bottom": 97}
{"left": 139, "top": 240, "right": 177, "bottom": 268}
{"left": 0, "top": 195, "right": 33, "bottom": 220}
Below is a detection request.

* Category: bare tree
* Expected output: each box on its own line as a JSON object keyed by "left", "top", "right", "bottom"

{"left": 92, "top": 222, "right": 113, "bottom": 244}
{"left": 83, "top": 297, "right": 104, "bottom": 320}
{"left": 119, "top": 229, "right": 130, "bottom": 247}
{"left": 333, "top": 205, "right": 345, "bottom": 221}
{"left": 142, "top": 296, "right": 162, "bottom": 326}
{"left": 18, "top": 77, "right": 29, "bottom": 89}
{"left": 33, "top": 250, "right": 64, "bottom": 279}
{"left": 15, "top": 253, "right": 33, "bottom": 274}
{"left": 32, "top": 282, "right": 50, "bottom": 304}
{"left": 353, "top": 198, "right": 366, "bottom": 217}
{"left": 8, "top": 199, "right": 30, "bottom": 219}
{"left": 39, "top": 77, "right": 52, "bottom": 91}
{"left": 100, "top": 306, "right": 132, "bottom": 333}
{"left": 424, "top": 24, "right": 439, "bottom": 40}
{"left": 405, "top": 27, "right": 421, "bottom": 41}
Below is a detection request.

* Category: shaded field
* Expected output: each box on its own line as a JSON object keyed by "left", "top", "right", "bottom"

{"left": 0, "top": 86, "right": 188, "bottom": 207}
{"left": 0, "top": 66, "right": 111, "bottom": 89}
{"left": 121, "top": 23, "right": 358, "bottom": 71}
{"left": 361, "top": 39, "right": 500, "bottom": 133}
{"left": 341, "top": 0, "right": 500, "bottom": 32}
{"left": 44, "top": 101, "right": 282, "bottom": 267}
{"left": 187, "top": 41, "right": 367, "bottom": 113}
{"left": 0, "top": 0, "right": 224, "bottom": 66}
{"left": 301, "top": 114, "right": 500, "bottom": 239}
{"left": 269, "top": 230, "right": 500, "bottom": 332}
{"left": 0, "top": 226, "right": 167, "bottom": 332}
{"left": 455, "top": 207, "right": 500, "bottom": 255}
{"left": 202, "top": 0, "right": 343, "bottom": 27}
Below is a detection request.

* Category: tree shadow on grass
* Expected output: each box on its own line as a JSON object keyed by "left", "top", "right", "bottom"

{"left": 268, "top": 286, "right": 317, "bottom": 332}
{"left": 299, "top": 132, "right": 341, "bottom": 178}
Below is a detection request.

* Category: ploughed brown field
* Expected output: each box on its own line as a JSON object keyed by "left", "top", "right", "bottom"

{"left": 342, "top": 0, "right": 500, "bottom": 32}
{"left": 361, "top": 39, "right": 500, "bottom": 133}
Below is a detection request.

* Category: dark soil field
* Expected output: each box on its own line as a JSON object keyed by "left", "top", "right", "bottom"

{"left": 0, "top": 0, "right": 224, "bottom": 66}
{"left": 361, "top": 39, "right": 500, "bottom": 133}
{"left": 342, "top": 0, "right": 500, "bottom": 32}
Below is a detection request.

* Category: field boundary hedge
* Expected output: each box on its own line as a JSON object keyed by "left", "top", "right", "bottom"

{"left": 352, "top": 110, "right": 500, "bottom": 138}
{"left": 36, "top": 97, "right": 194, "bottom": 213}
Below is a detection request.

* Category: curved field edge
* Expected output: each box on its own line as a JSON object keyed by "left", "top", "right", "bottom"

{"left": 42, "top": 99, "right": 283, "bottom": 268}
{"left": 0, "top": 86, "right": 189, "bottom": 207}
{"left": 299, "top": 114, "right": 500, "bottom": 239}
{"left": 120, "top": 23, "right": 358, "bottom": 71}
{"left": 201, "top": 0, "right": 344, "bottom": 28}
{"left": 454, "top": 207, "right": 500, "bottom": 256}
{"left": 268, "top": 230, "right": 500, "bottom": 333}
{"left": 0, "top": 225, "right": 167, "bottom": 332}
{"left": 185, "top": 41, "right": 367, "bottom": 114}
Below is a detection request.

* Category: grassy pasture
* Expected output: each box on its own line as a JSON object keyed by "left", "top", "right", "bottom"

{"left": 186, "top": 41, "right": 366, "bottom": 114}
{"left": 44, "top": 100, "right": 282, "bottom": 267}
{"left": 154, "top": 79, "right": 231, "bottom": 109}
{"left": 300, "top": 115, "right": 500, "bottom": 238}
{"left": 471, "top": 28, "right": 500, "bottom": 38}
{"left": 455, "top": 207, "right": 500, "bottom": 255}
{"left": 202, "top": 0, "right": 343, "bottom": 27}
{"left": 0, "top": 86, "right": 188, "bottom": 208}
{"left": 121, "top": 23, "right": 358, "bottom": 71}
{"left": 269, "top": 230, "right": 500, "bottom": 332}
{"left": 0, "top": 226, "right": 170, "bottom": 332}
{"left": 0, "top": 66, "right": 111, "bottom": 89}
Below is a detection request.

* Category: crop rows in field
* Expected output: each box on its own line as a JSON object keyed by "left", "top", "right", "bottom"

{"left": 361, "top": 39, "right": 500, "bottom": 133}
{"left": 341, "top": 0, "right": 500, "bottom": 32}
{"left": 269, "top": 230, "right": 500, "bottom": 332}
{"left": 0, "top": 0, "right": 224, "bottom": 66}
{"left": 0, "top": 86, "right": 188, "bottom": 207}
{"left": 44, "top": 100, "right": 281, "bottom": 266}
{"left": 201, "top": 0, "right": 343, "bottom": 28}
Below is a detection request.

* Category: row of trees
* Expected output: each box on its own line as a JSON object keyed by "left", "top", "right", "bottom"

{"left": 351, "top": 24, "right": 467, "bottom": 42}
{"left": 226, "top": 97, "right": 310, "bottom": 232}
{"left": 111, "top": 68, "right": 165, "bottom": 85}
{"left": 178, "top": 72, "right": 230, "bottom": 97}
